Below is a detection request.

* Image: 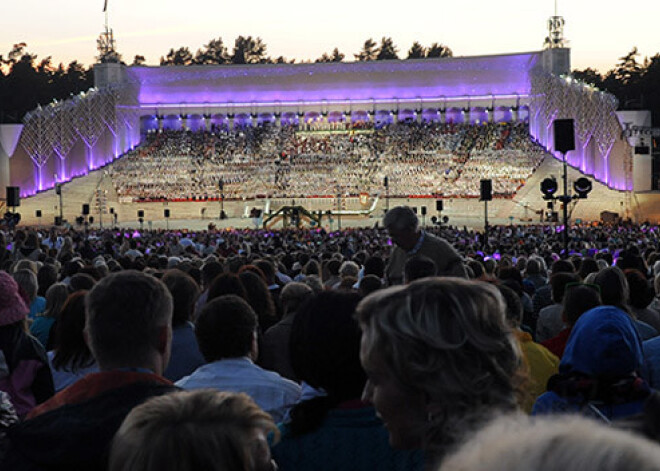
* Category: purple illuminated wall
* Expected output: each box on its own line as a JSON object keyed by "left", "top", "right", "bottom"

{"left": 129, "top": 53, "right": 539, "bottom": 106}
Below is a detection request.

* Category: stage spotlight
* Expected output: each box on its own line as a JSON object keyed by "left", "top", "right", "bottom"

{"left": 442, "top": 216, "right": 449, "bottom": 224}
{"left": 573, "top": 177, "right": 592, "bottom": 199}
{"left": 540, "top": 177, "right": 558, "bottom": 200}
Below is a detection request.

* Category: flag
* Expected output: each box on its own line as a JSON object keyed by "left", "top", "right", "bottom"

{"left": 103, "top": 0, "right": 108, "bottom": 12}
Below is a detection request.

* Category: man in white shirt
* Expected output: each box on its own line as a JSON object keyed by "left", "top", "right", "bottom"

{"left": 177, "top": 295, "right": 300, "bottom": 422}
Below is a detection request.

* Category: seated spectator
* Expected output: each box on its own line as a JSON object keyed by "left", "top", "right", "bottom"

{"left": 47, "top": 291, "right": 99, "bottom": 392}
{"left": 358, "top": 275, "right": 383, "bottom": 297}
{"left": 594, "top": 267, "right": 658, "bottom": 340}
{"left": 439, "top": 414, "right": 660, "bottom": 471}
{"left": 358, "top": 278, "right": 522, "bottom": 467}
{"left": 273, "top": 291, "right": 421, "bottom": 470}
{"left": 625, "top": 269, "right": 660, "bottom": 333}
{"left": 0, "top": 272, "right": 53, "bottom": 418}
{"left": 536, "top": 272, "right": 579, "bottom": 342}
{"left": 239, "top": 270, "right": 278, "bottom": 332}
{"left": 3, "top": 271, "right": 177, "bottom": 470}
{"left": 109, "top": 390, "right": 278, "bottom": 471}
{"left": 498, "top": 285, "right": 559, "bottom": 413}
{"left": 177, "top": 295, "right": 301, "bottom": 422}
{"left": 261, "top": 282, "right": 313, "bottom": 381}
{"left": 403, "top": 255, "right": 437, "bottom": 284}
{"left": 12, "top": 269, "right": 46, "bottom": 319}
{"left": 30, "top": 283, "right": 68, "bottom": 349}
{"left": 161, "top": 270, "right": 205, "bottom": 382}
{"left": 542, "top": 283, "right": 602, "bottom": 358}
{"left": 533, "top": 306, "right": 652, "bottom": 421}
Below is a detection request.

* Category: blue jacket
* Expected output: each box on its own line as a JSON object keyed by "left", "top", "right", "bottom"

{"left": 533, "top": 306, "right": 649, "bottom": 421}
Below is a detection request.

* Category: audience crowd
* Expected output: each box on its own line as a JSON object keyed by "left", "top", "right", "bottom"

{"left": 2, "top": 208, "right": 660, "bottom": 470}
{"left": 107, "top": 122, "right": 545, "bottom": 202}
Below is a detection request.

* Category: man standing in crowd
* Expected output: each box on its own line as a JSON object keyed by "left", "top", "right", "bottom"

{"left": 3, "top": 271, "right": 177, "bottom": 470}
{"left": 384, "top": 206, "right": 467, "bottom": 284}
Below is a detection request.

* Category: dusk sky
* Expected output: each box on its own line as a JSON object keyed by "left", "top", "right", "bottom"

{"left": 1, "top": 0, "right": 658, "bottom": 72}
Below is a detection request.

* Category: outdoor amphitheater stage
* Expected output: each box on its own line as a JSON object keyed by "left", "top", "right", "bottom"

{"left": 11, "top": 154, "right": 655, "bottom": 231}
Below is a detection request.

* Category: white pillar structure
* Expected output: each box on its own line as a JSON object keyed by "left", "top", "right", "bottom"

{"left": 0, "top": 124, "right": 23, "bottom": 192}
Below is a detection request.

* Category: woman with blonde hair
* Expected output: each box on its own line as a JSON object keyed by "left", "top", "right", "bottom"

{"left": 109, "top": 390, "right": 278, "bottom": 471}
{"left": 440, "top": 414, "right": 660, "bottom": 471}
{"left": 357, "top": 278, "right": 524, "bottom": 468}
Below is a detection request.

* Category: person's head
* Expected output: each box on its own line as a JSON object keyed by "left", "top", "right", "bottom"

{"left": 52, "top": 291, "right": 95, "bottom": 372}
{"left": 109, "top": 390, "right": 278, "bottom": 471}
{"left": 439, "top": 414, "right": 660, "bottom": 471}
{"left": 291, "top": 291, "right": 364, "bottom": 396}
{"left": 85, "top": 271, "right": 173, "bottom": 374}
{"left": 238, "top": 271, "right": 275, "bottom": 324}
{"left": 404, "top": 255, "right": 437, "bottom": 284}
{"left": 12, "top": 269, "right": 38, "bottom": 304}
{"left": 43, "top": 283, "right": 69, "bottom": 319}
{"left": 359, "top": 275, "right": 383, "bottom": 297}
{"left": 363, "top": 256, "right": 385, "bottom": 279}
{"left": 326, "top": 259, "right": 341, "bottom": 278}
{"left": 162, "top": 270, "right": 200, "bottom": 327}
{"left": 550, "top": 259, "right": 575, "bottom": 275}
{"left": 384, "top": 206, "right": 420, "bottom": 251}
{"left": 594, "top": 266, "right": 629, "bottom": 309}
{"left": 524, "top": 257, "right": 542, "bottom": 277}
{"left": 498, "top": 284, "right": 524, "bottom": 328}
{"left": 625, "top": 269, "right": 655, "bottom": 310}
{"left": 357, "top": 278, "right": 522, "bottom": 460}
{"left": 302, "top": 260, "right": 320, "bottom": 276}
{"left": 201, "top": 261, "right": 224, "bottom": 290}
{"left": 561, "top": 284, "right": 602, "bottom": 327}
{"left": 0, "top": 271, "right": 28, "bottom": 328}
{"left": 207, "top": 273, "right": 247, "bottom": 302}
{"left": 68, "top": 273, "right": 96, "bottom": 293}
{"left": 289, "top": 291, "right": 364, "bottom": 434}
{"left": 37, "top": 264, "right": 58, "bottom": 297}
{"left": 196, "top": 295, "right": 258, "bottom": 362}
{"left": 280, "top": 282, "right": 313, "bottom": 318}
{"left": 549, "top": 272, "right": 579, "bottom": 304}
{"left": 339, "top": 261, "right": 360, "bottom": 279}
{"left": 254, "top": 259, "right": 276, "bottom": 285}
{"left": 578, "top": 257, "right": 599, "bottom": 280}
{"left": 560, "top": 305, "right": 643, "bottom": 378}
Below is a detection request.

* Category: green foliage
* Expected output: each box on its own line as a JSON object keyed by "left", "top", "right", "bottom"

{"left": 0, "top": 43, "right": 93, "bottom": 123}
{"left": 354, "top": 38, "right": 378, "bottom": 61}
{"left": 376, "top": 37, "right": 399, "bottom": 60}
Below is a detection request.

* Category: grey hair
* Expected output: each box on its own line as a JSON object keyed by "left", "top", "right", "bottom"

{"left": 383, "top": 206, "right": 419, "bottom": 232}
{"left": 339, "top": 261, "right": 360, "bottom": 278}
{"left": 439, "top": 414, "right": 660, "bottom": 471}
{"left": 357, "top": 278, "right": 524, "bottom": 462}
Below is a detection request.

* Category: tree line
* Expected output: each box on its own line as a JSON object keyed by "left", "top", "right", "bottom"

{"left": 153, "top": 36, "right": 452, "bottom": 66}
{"left": 0, "top": 38, "right": 658, "bottom": 124}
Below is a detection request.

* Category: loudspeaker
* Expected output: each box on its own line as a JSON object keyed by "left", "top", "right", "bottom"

{"left": 436, "top": 200, "right": 443, "bottom": 211}
{"left": 54, "top": 216, "right": 62, "bottom": 226}
{"left": 412, "top": 207, "right": 418, "bottom": 214}
{"left": 554, "top": 119, "right": 575, "bottom": 154}
{"left": 138, "top": 210, "right": 145, "bottom": 218}
{"left": 88, "top": 216, "right": 94, "bottom": 224}
{"left": 82, "top": 204, "right": 90, "bottom": 215}
{"left": 421, "top": 206, "right": 427, "bottom": 216}
{"left": 480, "top": 179, "right": 492, "bottom": 201}
{"left": 55, "top": 184, "right": 62, "bottom": 195}
{"left": 383, "top": 176, "right": 389, "bottom": 188}
{"left": 164, "top": 209, "right": 170, "bottom": 218}
{"left": 6, "top": 187, "right": 20, "bottom": 207}
{"left": 35, "top": 210, "right": 42, "bottom": 218}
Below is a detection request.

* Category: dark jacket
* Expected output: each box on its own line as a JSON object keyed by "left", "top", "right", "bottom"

{"left": 2, "top": 373, "right": 177, "bottom": 471}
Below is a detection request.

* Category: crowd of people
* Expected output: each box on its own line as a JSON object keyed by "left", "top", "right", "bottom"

{"left": 106, "top": 122, "right": 546, "bottom": 202}
{"left": 3, "top": 208, "right": 660, "bottom": 469}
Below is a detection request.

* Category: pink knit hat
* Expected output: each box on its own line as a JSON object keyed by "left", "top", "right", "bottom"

{"left": 0, "top": 271, "right": 28, "bottom": 327}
